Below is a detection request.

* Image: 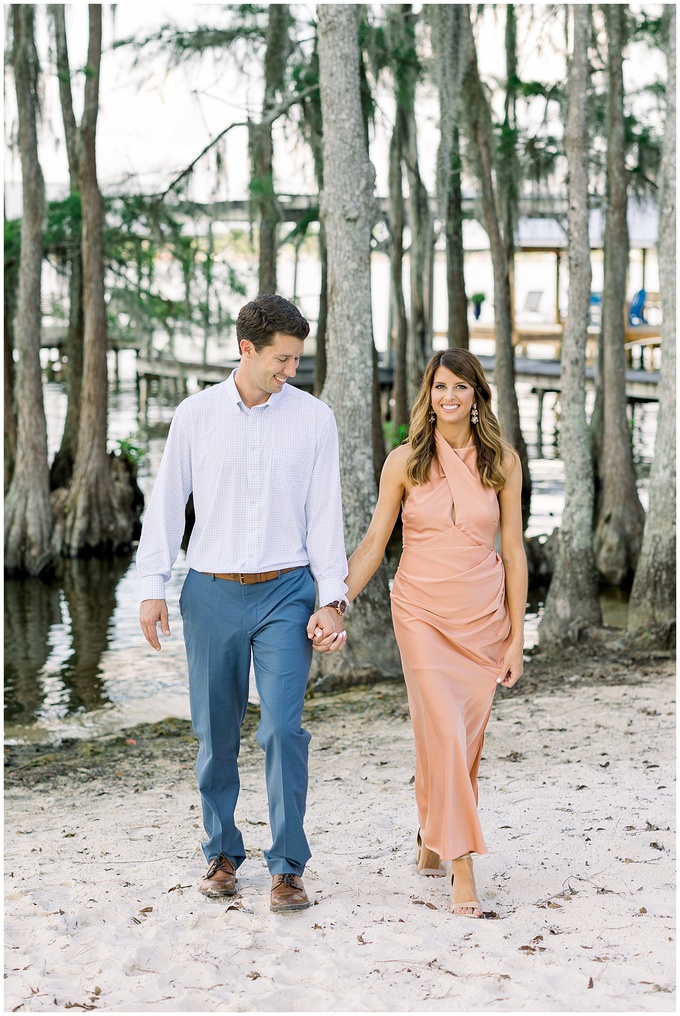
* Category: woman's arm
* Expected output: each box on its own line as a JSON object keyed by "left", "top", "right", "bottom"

{"left": 497, "top": 450, "right": 528, "bottom": 688}
{"left": 346, "top": 445, "right": 409, "bottom": 603}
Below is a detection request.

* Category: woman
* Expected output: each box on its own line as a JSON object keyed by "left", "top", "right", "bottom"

{"left": 346, "top": 349, "right": 527, "bottom": 918}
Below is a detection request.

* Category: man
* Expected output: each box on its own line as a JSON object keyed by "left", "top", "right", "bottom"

{"left": 138, "top": 294, "right": 348, "bottom": 913}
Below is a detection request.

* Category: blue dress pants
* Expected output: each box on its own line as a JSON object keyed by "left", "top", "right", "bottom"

{"left": 179, "top": 567, "right": 316, "bottom": 875}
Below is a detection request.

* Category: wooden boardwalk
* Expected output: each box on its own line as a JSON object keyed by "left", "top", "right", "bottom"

{"left": 136, "top": 353, "right": 659, "bottom": 414}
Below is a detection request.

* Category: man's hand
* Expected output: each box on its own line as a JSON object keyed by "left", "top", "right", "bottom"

{"left": 306, "top": 605, "right": 347, "bottom": 654}
{"left": 140, "top": 598, "right": 171, "bottom": 651}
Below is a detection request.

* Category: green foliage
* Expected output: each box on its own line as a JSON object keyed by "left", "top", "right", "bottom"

{"left": 384, "top": 421, "right": 409, "bottom": 451}
{"left": 116, "top": 437, "right": 143, "bottom": 466}
{"left": 34, "top": 188, "right": 244, "bottom": 347}
{"left": 43, "top": 193, "right": 82, "bottom": 264}
{"left": 112, "top": 9, "right": 268, "bottom": 68}
{"left": 4, "top": 217, "right": 21, "bottom": 276}
{"left": 470, "top": 292, "right": 486, "bottom": 305}
{"left": 4, "top": 218, "right": 21, "bottom": 318}
{"left": 522, "top": 133, "right": 562, "bottom": 187}
{"left": 280, "top": 209, "right": 319, "bottom": 248}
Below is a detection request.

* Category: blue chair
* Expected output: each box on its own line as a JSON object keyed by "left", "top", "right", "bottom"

{"left": 628, "top": 289, "right": 647, "bottom": 326}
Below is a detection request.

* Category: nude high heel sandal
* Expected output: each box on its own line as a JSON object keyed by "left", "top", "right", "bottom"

{"left": 415, "top": 828, "right": 446, "bottom": 877}
{"left": 451, "top": 853, "right": 483, "bottom": 918}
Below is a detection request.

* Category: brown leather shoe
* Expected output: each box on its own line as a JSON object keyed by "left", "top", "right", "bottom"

{"left": 270, "top": 873, "right": 311, "bottom": 913}
{"left": 199, "top": 854, "right": 237, "bottom": 898}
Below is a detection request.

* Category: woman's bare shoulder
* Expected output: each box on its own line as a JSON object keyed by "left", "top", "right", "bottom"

{"left": 502, "top": 447, "right": 521, "bottom": 473}
{"left": 381, "top": 443, "right": 411, "bottom": 491}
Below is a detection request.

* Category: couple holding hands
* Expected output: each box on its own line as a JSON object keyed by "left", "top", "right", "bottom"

{"left": 138, "top": 294, "right": 527, "bottom": 918}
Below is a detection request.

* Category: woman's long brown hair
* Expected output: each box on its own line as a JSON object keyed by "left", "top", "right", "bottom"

{"left": 405, "top": 349, "right": 513, "bottom": 491}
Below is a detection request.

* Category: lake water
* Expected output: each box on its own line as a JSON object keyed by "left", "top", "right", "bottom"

{"left": 4, "top": 345, "right": 656, "bottom": 744}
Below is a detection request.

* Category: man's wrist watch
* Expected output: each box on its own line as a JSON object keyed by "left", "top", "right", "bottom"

{"left": 324, "top": 600, "right": 347, "bottom": 617}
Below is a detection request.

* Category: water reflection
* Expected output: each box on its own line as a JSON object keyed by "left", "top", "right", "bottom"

{"left": 4, "top": 554, "right": 130, "bottom": 729}
{"left": 4, "top": 578, "right": 62, "bottom": 725}
{"left": 59, "top": 555, "right": 132, "bottom": 712}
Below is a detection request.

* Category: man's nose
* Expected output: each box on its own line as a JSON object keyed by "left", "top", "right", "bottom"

{"left": 285, "top": 362, "right": 298, "bottom": 377}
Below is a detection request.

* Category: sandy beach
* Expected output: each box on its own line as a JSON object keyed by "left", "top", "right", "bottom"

{"left": 4, "top": 636, "right": 675, "bottom": 1013}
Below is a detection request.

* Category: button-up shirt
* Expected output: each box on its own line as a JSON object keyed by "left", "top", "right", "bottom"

{"left": 137, "top": 370, "right": 348, "bottom": 607}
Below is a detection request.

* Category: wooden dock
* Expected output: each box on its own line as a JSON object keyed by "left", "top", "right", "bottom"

{"left": 136, "top": 354, "right": 659, "bottom": 420}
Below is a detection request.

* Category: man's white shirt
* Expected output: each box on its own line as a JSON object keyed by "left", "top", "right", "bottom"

{"left": 137, "top": 370, "right": 348, "bottom": 607}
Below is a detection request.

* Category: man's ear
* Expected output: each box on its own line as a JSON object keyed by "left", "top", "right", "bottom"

{"left": 239, "top": 338, "right": 254, "bottom": 358}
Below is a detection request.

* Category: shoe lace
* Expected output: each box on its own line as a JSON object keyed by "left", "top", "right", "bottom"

{"left": 275, "top": 873, "right": 300, "bottom": 888}
{"left": 207, "top": 854, "right": 232, "bottom": 878}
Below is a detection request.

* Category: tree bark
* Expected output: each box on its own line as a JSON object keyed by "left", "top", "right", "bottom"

{"left": 295, "top": 31, "right": 327, "bottom": 397}
{"left": 540, "top": 4, "right": 602, "bottom": 643}
{"left": 459, "top": 5, "right": 531, "bottom": 526}
{"left": 388, "top": 114, "right": 409, "bottom": 429}
{"left": 627, "top": 6, "right": 675, "bottom": 642}
{"left": 499, "top": 4, "right": 519, "bottom": 330}
{"left": 594, "top": 4, "right": 645, "bottom": 584}
{"left": 4, "top": 5, "right": 55, "bottom": 577}
{"left": 250, "top": 4, "right": 291, "bottom": 295}
{"left": 49, "top": 4, "right": 84, "bottom": 490}
{"left": 316, "top": 3, "right": 400, "bottom": 687}
{"left": 426, "top": 4, "right": 468, "bottom": 349}
{"left": 61, "top": 6, "right": 131, "bottom": 556}
{"left": 404, "top": 110, "right": 433, "bottom": 402}
{"left": 4, "top": 265, "right": 17, "bottom": 492}
{"left": 390, "top": 4, "right": 432, "bottom": 403}
{"left": 314, "top": 222, "right": 328, "bottom": 396}
{"left": 446, "top": 131, "right": 469, "bottom": 349}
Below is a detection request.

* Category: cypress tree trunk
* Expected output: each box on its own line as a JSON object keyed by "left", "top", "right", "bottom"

{"left": 314, "top": 222, "right": 328, "bottom": 396}
{"left": 250, "top": 4, "right": 291, "bottom": 295}
{"left": 49, "top": 4, "right": 84, "bottom": 491}
{"left": 540, "top": 3, "right": 602, "bottom": 643}
{"left": 4, "top": 5, "right": 55, "bottom": 577}
{"left": 446, "top": 131, "right": 469, "bottom": 349}
{"left": 388, "top": 114, "right": 409, "bottom": 429}
{"left": 459, "top": 5, "right": 531, "bottom": 526}
{"left": 627, "top": 7, "right": 675, "bottom": 642}
{"left": 594, "top": 4, "right": 645, "bottom": 584}
{"left": 4, "top": 271, "right": 17, "bottom": 492}
{"left": 61, "top": 6, "right": 131, "bottom": 556}
{"left": 391, "top": 4, "right": 432, "bottom": 403}
{"left": 316, "top": 3, "right": 400, "bottom": 687}
{"left": 426, "top": 4, "right": 468, "bottom": 348}
{"left": 404, "top": 112, "right": 433, "bottom": 401}
{"left": 499, "top": 4, "right": 519, "bottom": 330}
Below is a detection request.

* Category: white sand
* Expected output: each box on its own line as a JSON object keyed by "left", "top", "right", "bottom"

{"left": 4, "top": 670, "right": 675, "bottom": 1013}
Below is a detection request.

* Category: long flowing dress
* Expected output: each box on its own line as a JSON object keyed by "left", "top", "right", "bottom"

{"left": 391, "top": 430, "right": 511, "bottom": 860}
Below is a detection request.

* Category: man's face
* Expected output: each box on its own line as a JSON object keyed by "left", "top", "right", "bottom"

{"left": 238, "top": 332, "right": 304, "bottom": 403}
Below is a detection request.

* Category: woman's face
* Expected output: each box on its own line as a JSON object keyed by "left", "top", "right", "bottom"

{"left": 430, "top": 366, "right": 476, "bottom": 427}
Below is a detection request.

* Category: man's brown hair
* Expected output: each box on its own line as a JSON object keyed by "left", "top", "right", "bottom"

{"left": 236, "top": 294, "right": 310, "bottom": 352}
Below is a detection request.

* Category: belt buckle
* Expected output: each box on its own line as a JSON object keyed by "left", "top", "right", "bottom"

{"left": 239, "top": 573, "right": 247, "bottom": 585}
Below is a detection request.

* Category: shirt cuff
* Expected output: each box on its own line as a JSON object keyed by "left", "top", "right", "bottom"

{"left": 317, "top": 577, "right": 349, "bottom": 611}
{"left": 140, "top": 575, "right": 167, "bottom": 602}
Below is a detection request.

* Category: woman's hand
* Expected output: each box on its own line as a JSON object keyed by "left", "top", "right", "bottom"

{"left": 497, "top": 640, "right": 524, "bottom": 688}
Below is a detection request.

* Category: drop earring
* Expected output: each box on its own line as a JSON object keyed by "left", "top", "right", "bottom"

{"left": 471, "top": 402, "right": 479, "bottom": 425}
{"left": 429, "top": 407, "right": 436, "bottom": 424}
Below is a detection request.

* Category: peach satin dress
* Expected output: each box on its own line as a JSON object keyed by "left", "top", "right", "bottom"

{"left": 391, "top": 431, "right": 511, "bottom": 860}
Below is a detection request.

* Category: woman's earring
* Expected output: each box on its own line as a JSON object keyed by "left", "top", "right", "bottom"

{"left": 429, "top": 407, "right": 436, "bottom": 424}
{"left": 471, "top": 402, "right": 479, "bottom": 425}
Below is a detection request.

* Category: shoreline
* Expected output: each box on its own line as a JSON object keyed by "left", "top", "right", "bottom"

{"left": 5, "top": 636, "right": 676, "bottom": 1013}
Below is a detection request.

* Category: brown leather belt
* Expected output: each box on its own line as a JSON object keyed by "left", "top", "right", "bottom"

{"left": 204, "top": 567, "right": 300, "bottom": 585}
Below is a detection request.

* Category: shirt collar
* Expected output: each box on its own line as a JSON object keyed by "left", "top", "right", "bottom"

{"left": 226, "top": 368, "right": 283, "bottom": 412}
